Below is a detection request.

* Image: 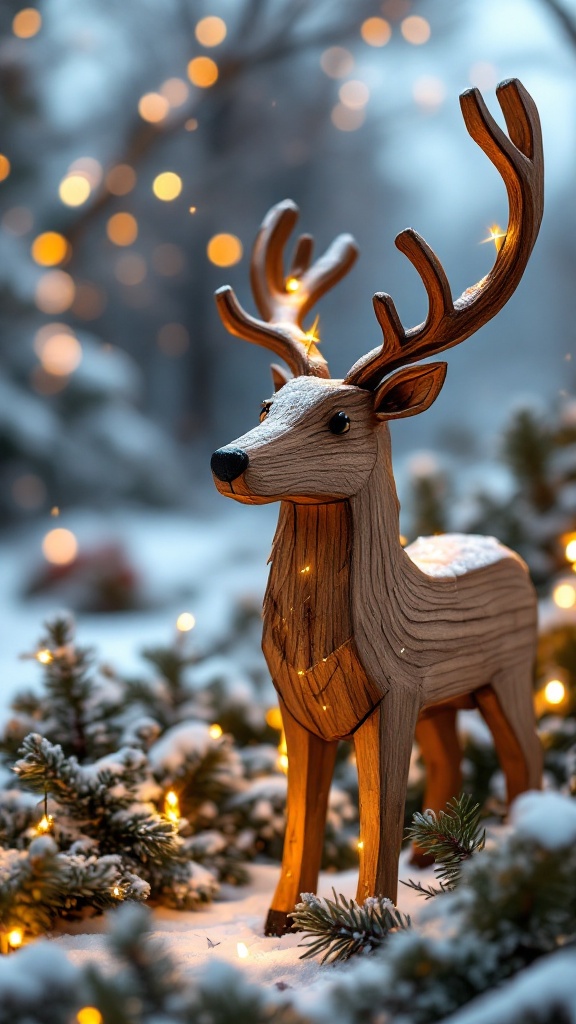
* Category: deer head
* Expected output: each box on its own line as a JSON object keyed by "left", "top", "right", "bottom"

{"left": 211, "top": 79, "right": 543, "bottom": 506}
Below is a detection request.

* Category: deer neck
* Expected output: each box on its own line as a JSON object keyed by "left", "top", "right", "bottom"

{"left": 265, "top": 499, "right": 353, "bottom": 669}
{"left": 264, "top": 429, "right": 404, "bottom": 670}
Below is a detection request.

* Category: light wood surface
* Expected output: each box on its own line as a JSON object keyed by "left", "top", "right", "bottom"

{"left": 212, "top": 78, "right": 544, "bottom": 936}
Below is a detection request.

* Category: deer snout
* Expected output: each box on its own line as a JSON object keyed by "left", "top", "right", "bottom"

{"left": 211, "top": 446, "right": 249, "bottom": 482}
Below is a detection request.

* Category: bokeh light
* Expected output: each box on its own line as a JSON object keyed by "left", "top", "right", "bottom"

{"left": 157, "top": 323, "right": 189, "bottom": 357}
{"left": 106, "top": 164, "right": 137, "bottom": 196}
{"left": 71, "top": 282, "right": 107, "bottom": 320}
{"left": 209, "top": 723, "right": 223, "bottom": 739}
{"left": 12, "top": 8, "right": 41, "bottom": 38}
{"left": 59, "top": 174, "right": 91, "bottom": 207}
{"left": 176, "top": 611, "right": 196, "bottom": 631}
{"left": 401, "top": 15, "right": 431, "bottom": 44}
{"left": 565, "top": 537, "right": 576, "bottom": 562}
{"left": 115, "top": 253, "right": 147, "bottom": 286}
{"left": 152, "top": 172, "right": 182, "bottom": 201}
{"left": 76, "top": 1009, "right": 103, "bottom": 1024}
{"left": 187, "top": 56, "right": 219, "bottom": 88}
{"left": 106, "top": 212, "right": 138, "bottom": 246}
{"left": 320, "top": 47, "right": 354, "bottom": 78}
{"left": 35, "top": 329, "right": 82, "bottom": 376}
{"left": 0, "top": 154, "right": 11, "bottom": 183}
{"left": 338, "top": 80, "right": 370, "bottom": 110}
{"left": 68, "top": 157, "right": 102, "bottom": 188}
{"left": 360, "top": 17, "right": 391, "bottom": 46}
{"left": 195, "top": 16, "right": 227, "bottom": 47}
{"left": 544, "top": 679, "right": 566, "bottom": 706}
{"left": 553, "top": 582, "right": 576, "bottom": 609}
{"left": 31, "top": 231, "right": 69, "bottom": 267}
{"left": 265, "top": 707, "right": 283, "bottom": 731}
{"left": 331, "top": 104, "right": 365, "bottom": 132}
{"left": 413, "top": 75, "right": 446, "bottom": 111}
{"left": 160, "top": 77, "right": 189, "bottom": 107}
{"left": 138, "top": 92, "right": 169, "bottom": 123}
{"left": 34, "top": 271, "right": 75, "bottom": 314}
{"left": 207, "top": 233, "right": 243, "bottom": 267}
{"left": 42, "top": 528, "right": 78, "bottom": 565}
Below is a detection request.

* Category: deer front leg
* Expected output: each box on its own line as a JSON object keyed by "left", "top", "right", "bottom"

{"left": 265, "top": 698, "right": 338, "bottom": 936}
{"left": 354, "top": 690, "right": 419, "bottom": 905}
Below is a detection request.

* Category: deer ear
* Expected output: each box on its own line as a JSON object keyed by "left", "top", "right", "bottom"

{"left": 270, "top": 363, "right": 292, "bottom": 392}
{"left": 373, "top": 362, "right": 447, "bottom": 420}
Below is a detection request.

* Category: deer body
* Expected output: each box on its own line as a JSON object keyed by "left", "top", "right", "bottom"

{"left": 211, "top": 80, "right": 544, "bottom": 935}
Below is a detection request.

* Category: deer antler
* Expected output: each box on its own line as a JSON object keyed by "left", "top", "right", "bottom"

{"left": 215, "top": 199, "right": 359, "bottom": 379}
{"left": 345, "top": 78, "right": 544, "bottom": 390}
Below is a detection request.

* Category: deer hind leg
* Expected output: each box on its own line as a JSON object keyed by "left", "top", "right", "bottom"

{"left": 410, "top": 706, "right": 462, "bottom": 866}
{"left": 264, "top": 699, "right": 338, "bottom": 937}
{"left": 354, "top": 690, "right": 419, "bottom": 905}
{"left": 475, "top": 669, "right": 542, "bottom": 804}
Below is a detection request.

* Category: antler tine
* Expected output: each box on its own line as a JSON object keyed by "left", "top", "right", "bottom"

{"left": 345, "top": 78, "right": 543, "bottom": 391}
{"left": 215, "top": 199, "right": 359, "bottom": 380}
{"left": 290, "top": 234, "right": 314, "bottom": 278}
{"left": 251, "top": 200, "right": 299, "bottom": 321}
{"left": 215, "top": 286, "right": 314, "bottom": 378}
{"left": 299, "top": 234, "right": 359, "bottom": 322}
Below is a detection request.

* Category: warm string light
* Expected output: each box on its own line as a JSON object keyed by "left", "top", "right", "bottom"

{"left": 285, "top": 276, "right": 300, "bottom": 293}
{"left": 208, "top": 723, "right": 223, "bottom": 739}
{"left": 77, "top": 1008, "right": 103, "bottom": 1024}
{"left": 543, "top": 679, "right": 566, "bottom": 706}
{"left": 164, "top": 790, "right": 180, "bottom": 824}
{"left": 7, "top": 928, "right": 23, "bottom": 950}
{"left": 552, "top": 582, "right": 576, "bottom": 610}
{"left": 36, "top": 814, "right": 53, "bottom": 833}
{"left": 36, "top": 648, "right": 53, "bottom": 665}
{"left": 176, "top": 611, "right": 196, "bottom": 632}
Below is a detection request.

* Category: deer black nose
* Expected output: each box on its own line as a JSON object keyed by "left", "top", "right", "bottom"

{"left": 211, "top": 447, "right": 249, "bottom": 482}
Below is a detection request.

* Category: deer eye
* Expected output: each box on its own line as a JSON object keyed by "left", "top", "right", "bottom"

{"left": 260, "top": 401, "right": 272, "bottom": 422}
{"left": 328, "top": 411, "right": 350, "bottom": 435}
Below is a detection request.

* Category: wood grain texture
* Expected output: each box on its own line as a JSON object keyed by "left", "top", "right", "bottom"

{"left": 211, "top": 79, "right": 544, "bottom": 935}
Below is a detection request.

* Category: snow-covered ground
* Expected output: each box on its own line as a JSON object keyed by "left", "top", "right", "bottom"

{"left": 0, "top": 506, "right": 437, "bottom": 989}
{"left": 51, "top": 855, "right": 434, "bottom": 989}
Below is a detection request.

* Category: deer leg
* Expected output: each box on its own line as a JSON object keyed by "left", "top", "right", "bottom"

{"left": 354, "top": 690, "right": 419, "bottom": 905}
{"left": 475, "top": 672, "right": 542, "bottom": 804}
{"left": 410, "top": 707, "right": 462, "bottom": 866}
{"left": 265, "top": 698, "right": 338, "bottom": 937}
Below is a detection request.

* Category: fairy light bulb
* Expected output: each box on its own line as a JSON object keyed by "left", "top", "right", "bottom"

{"left": 544, "top": 679, "right": 566, "bottom": 706}
{"left": 176, "top": 612, "right": 195, "bottom": 632}
{"left": 208, "top": 723, "right": 223, "bottom": 739}
{"left": 36, "top": 649, "right": 53, "bottom": 664}
{"left": 7, "top": 928, "right": 23, "bottom": 949}
{"left": 164, "top": 790, "right": 180, "bottom": 823}
{"left": 37, "top": 814, "right": 53, "bottom": 833}
{"left": 285, "top": 277, "right": 299, "bottom": 293}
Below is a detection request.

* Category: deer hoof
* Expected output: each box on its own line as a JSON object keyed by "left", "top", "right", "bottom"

{"left": 264, "top": 909, "right": 293, "bottom": 936}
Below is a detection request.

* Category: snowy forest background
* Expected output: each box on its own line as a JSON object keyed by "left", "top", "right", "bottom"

{"left": 2, "top": 1, "right": 576, "bottom": 1019}
{"left": 2, "top": 0, "right": 576, "bottom": 683}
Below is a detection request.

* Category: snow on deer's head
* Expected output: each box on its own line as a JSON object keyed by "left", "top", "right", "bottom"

{"left": 211, "top": 81, "right": 543, "bottom": 505}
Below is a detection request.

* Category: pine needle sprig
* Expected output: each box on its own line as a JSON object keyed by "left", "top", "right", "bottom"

{"left": 292, "top": 889, "right": 410, "bottom": 964}
{"left": 402, "top": 794, "right": 485, "bottom": 898}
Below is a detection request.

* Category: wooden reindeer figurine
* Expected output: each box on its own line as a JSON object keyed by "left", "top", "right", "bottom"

{"left": 211, "top": 79, "right": 544, "bottom": 936}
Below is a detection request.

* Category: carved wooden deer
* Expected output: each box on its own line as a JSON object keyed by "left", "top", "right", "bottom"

{"left": 211, "top": 79, "right": 544, "bottom": 937}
